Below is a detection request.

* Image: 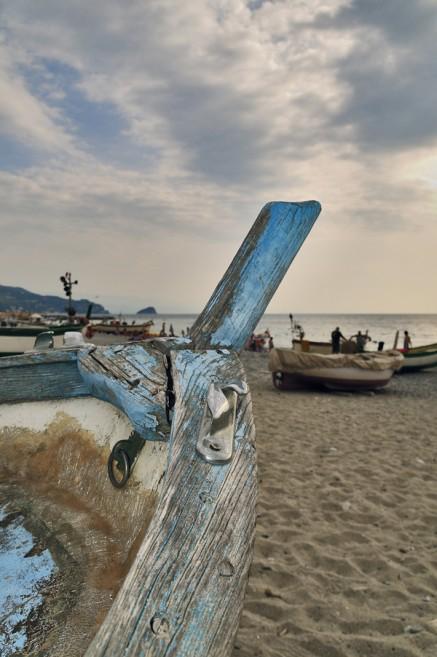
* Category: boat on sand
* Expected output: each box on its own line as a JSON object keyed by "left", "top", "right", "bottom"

{"left": 82, "top": 320, "right": 157, "bottom": 345}
{"left": 0, "top": 200, "right": 321, "bottom": 656}
{"left": 269, "top": 348, "right": 403, "bottom": 391}
{"left": 398, "top": 343, "right": 437, "bottom": 372}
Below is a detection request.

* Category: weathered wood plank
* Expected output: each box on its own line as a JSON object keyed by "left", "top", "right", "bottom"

{"left": 78, "top": 343, "right": 170, "bottom": 441}
{"left": 0, "top": 349, "right": 82, "bottom": 369}
{"left": 85, "top": 349, "right": 256, "bottom": 657}
{"left": 190, "top": 200, "right": 321, "bottom": 350}
{"left": 0, "top": 350, "right": 90, "bottom": 403}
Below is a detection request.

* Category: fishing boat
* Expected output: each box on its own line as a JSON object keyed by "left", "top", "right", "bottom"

{"left": 82, "top": 319, "right": 157, "bottom": 345}
{"left": 0, "top": 199, "right": 321, "bottom": 656}
{"left": 291, "top": 338, "right": 378, "bottom": 355}
{"left": 0, "top": 318, "right": 157, "bottom": 356}
{"left": 269, "top": 348, "right": 403, "bottom": 391}
{"left": 292, "top": 338, "right": 332, "bottom": 354}
{"left": 0, "top": 322, "right": 83, "bottom": 356}
{"left": 398, "top": 343, "right": 437, "bottom": 372}
{"left": 0, "top": 306, "right": 94, "bottom": 356}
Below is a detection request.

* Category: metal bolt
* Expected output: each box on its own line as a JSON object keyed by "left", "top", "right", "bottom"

{"left": 209, "top": 442, "right": 221, "bottom": 452}
{"left": 219, "top": 559, "right": 235, "bottom": 577}
{"left": 199, "top": 491, "right": 214, "bottom": 504}
{"left": 150, "top": 615, "right": 170, "bottom": 639}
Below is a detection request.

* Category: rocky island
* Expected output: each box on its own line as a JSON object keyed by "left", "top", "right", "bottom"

{"left": 137, "top": 306, "right": 157, "bottom": 315}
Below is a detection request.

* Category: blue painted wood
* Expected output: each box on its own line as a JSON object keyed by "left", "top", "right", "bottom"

{"left": 0, "top": 351, "right": 90, "bottom": 403}
{"left": 0, "top": 350, "right": 81, "bottom": 369}
{"left": 85, "top": 349, "right": 256, "bottom": 657}
{"left": 190, "top": 201, "right": 321, "bottom": 350}
{"left": 77, "top": 343, "right": 170, "bottom": 441}
{"left": 0, "top": 200, "right": 321, "bottom": 656}
{"left": 0, "top": 505, "right": 57, "bottom": 655}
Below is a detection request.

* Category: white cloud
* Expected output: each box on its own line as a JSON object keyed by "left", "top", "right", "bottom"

{"left": 0, "top": 43, "right": 77, "bottom": 153}
{"left": 0, "top": 0, "right": 436, "bottom": 313}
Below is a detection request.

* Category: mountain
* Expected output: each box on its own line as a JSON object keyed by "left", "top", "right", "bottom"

{"left": 137, "top": 306, "right": 157, "bottom": 315}
{"left": 0, "top": 284, "right": 109, "bottom": 315}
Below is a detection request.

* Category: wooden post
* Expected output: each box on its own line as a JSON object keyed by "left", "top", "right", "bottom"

{"left": 190, "top": 201, "right": 321, "bottom": 351}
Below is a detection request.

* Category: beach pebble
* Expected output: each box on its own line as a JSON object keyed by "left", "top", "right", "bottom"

{"left": 341, "top": 501, "right": 352, "bottom": 511}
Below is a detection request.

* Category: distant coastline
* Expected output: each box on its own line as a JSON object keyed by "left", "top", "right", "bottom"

{"left": 0, "top": 284, "right": 108, "bottom": 315}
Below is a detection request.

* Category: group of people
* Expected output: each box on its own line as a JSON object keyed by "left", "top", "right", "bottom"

{"left": 158, "top": 322, "right": 176, "bottom": 337}
{"left": 331, "top": 327, "right": 412, "bottom": 354}
{"left": 247, "top": 329, "right": 274, "bottom": 352}
{"left": 330, "top": 327, "right": 371, "bottom": 354}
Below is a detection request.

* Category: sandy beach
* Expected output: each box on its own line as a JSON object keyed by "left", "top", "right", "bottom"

{"left": 233, "top": 352, "right": 437, "bottom": 657}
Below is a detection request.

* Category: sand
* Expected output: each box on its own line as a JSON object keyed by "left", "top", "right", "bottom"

{"left": 232, "top": 352, "right": 437, "bottom": 657}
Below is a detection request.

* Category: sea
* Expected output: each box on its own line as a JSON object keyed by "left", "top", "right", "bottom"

{"left": 115, "top": 313, "right": 437, "bottom": 350}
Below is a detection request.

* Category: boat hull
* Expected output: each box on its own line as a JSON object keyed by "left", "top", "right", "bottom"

{"left": 272, "top": 366, "right": 394, "bottom": 391}
{"left": 400, "top": 347, "right": 437, "bottom": 372}
{"left": 0, "top": 333, "right": 66, "bottom": 355}
{"left": 0, "top": 200, "right": 320, "bottom": 656}
{"left": 0, "top": 397, "right": 167, "bottom": 657}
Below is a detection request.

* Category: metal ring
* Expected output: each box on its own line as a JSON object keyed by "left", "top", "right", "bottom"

{"left": 108, "top": 443, "right": 131, "bottom": 488}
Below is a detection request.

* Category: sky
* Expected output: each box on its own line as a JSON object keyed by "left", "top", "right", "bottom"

{"left": 0, "top": 0, "right": 436, "bottom": 314}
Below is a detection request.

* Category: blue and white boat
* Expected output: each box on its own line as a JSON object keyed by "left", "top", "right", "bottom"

{"left": 0, "top": 200, "right": 321, "bottom": 657}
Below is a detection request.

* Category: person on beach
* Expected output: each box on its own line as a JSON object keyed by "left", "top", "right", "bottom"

{"left": 403, "top": 330, "right": 412, "bottom": 351}
{"left": 331, "top": 327, "right": 345, "bottom": 354}
{"left": 351, "top": 330, "right": 371, "bottom": 353}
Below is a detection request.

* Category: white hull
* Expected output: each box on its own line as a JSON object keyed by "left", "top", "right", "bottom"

{"left": 270, "top": 348, "right": 402, "bottom": 391}
{"left": 0, "top": 333, "right": 66, "bottom": 355}
{"left": 400, "top": 350, "right": 437, "bottom": 371}
{"left": 295, "top": 366, "right": 394, "bottom": 390}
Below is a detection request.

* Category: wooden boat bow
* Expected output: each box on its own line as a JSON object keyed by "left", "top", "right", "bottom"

{"left": 0, "top": 200, "right": 321, "bottom": 656}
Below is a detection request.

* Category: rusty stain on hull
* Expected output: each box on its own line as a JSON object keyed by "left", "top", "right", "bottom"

{"left": 0, "top": 413, "right": 157, "bottom": 657}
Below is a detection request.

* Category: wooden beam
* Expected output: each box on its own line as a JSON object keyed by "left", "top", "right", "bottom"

{"left": 0, "top": 350, "right": 90, "bottom": 403}
{"left": 190, "top": 200, "right": 321, "bottom": 350}
{"left": 85, "top": 349, "right": 256, "bottom": 657}
{"left": 78, "top": 343, "right": 170, "bottom": 441}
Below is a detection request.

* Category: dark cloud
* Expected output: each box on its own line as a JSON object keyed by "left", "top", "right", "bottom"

{"left": 147, "top": 81, "right": 270, "bottom": 184}
{"left": 316, "top": 0, "right": 437, "bottom": 150}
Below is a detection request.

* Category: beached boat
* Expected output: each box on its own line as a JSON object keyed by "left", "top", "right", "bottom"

{"left": 398, "top": 343, "right": 437, "bottom": 372}
{"left": 292, "top": 338, "right": 377, "bottom": 355}
{"left": 82, "top": 320, "right": 157, "bottom": 346}
{"left": 0, "top": 199, "right": 321, "bottom": 656}
{"left": 292, "top": 338, "right": 332, "bottom": 354}
{"left": 0, "top": 323, "right": 82, "bottom": 356}
{"left": 269, "top": 348, "right": 403, "bottom": 391}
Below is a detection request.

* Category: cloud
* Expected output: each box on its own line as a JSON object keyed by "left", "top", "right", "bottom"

{"left": 1, "top": 1, "right": 353, "bottom": 183}
{"left": 0, "top": 44, "right": 77, "bottom": 155}
{"left": 314, "top": 0, "right": 437, "bottom": 150}
{"left": 0, "top": 0, "right": 436, "bottom": 313}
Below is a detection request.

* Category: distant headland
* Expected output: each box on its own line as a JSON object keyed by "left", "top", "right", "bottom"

{"left": 137, "top": 306, "right": 157, "bottom": 315}
{"left": 0, "top": 284, "right": 109, "bottom": 315}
